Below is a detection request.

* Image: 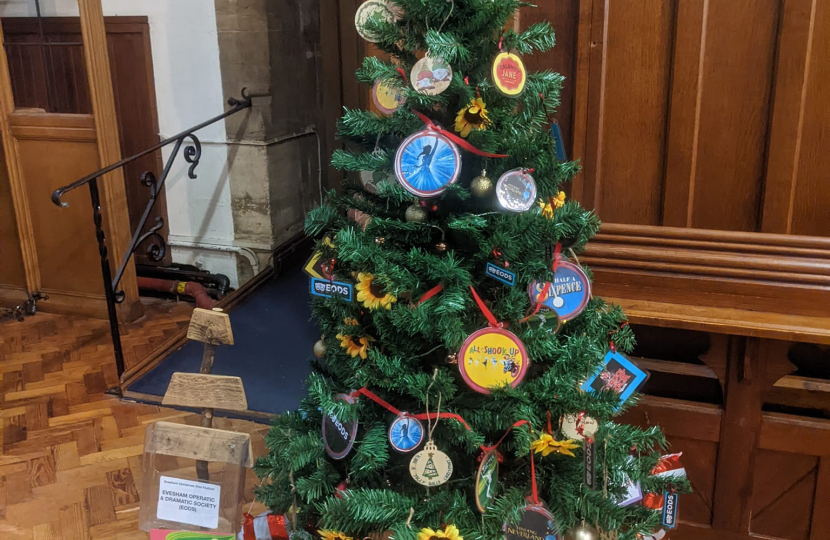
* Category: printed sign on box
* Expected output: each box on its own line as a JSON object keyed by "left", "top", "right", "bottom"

{"left": 150, "top": 531, "right": 234, "bottom": 540}
{"left": 157, "top": 476, "right": 222, "bottom": 529}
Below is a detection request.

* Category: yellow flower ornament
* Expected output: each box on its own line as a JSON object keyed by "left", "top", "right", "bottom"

{"left": 336, "top": 333, "right": 374, "bottom": 360}
{"left": 530, "top": 432, "right": 579, "bottom": 457}
{"left": 454, "top": 97, "right": 491, "bottom": 138}
{"left": 356, "top": 272, "right": 397, "bottom": 310}
{"left": 418, "top": 525, "right": 463, "bottom": 540}
{"left": 319, "top": 531, "right": 353, "bottom": 540}
{"left": 539, "top": 191, "right": 567, "bottom": 219}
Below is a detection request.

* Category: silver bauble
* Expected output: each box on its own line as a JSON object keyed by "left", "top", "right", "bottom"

{"left": 313, "top": 339, "right": 327, "bottom": 358}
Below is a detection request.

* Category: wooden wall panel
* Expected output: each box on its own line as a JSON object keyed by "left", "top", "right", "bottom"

{"left": 583, "top": 0, "right": 674, "bottom": 225}
{"left": 0, "top": 136, "right": 26, "bottom": 290}
{"left": 750, "top": 450, "right": 818, "bottom": 540}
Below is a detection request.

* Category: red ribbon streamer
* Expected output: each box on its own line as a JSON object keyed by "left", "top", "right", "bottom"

{"left": 575, "top": 411, "right": 594, "bottom": 443}
{"left": 529, "top": 445, "right": 539, "bottom": 504}
{"left": 417, "top": 283, "right": 444, "bottom": 305}
{"left": 411, "top": 109, "right": 509, "bottom": 158}
{"left": 352, "top": 387, "right": 472, "bottom": 431}
{"left": 396, "top": 66, "right": 407, "bottom": 83}
{"left": 480, "top": 419, "right": 532, "bottom": 452}
{"left": 520, "top": 242, "right": 562, "bottom": 323}
{"left": 470, "top": 286, "right": 501, "bottom": 328}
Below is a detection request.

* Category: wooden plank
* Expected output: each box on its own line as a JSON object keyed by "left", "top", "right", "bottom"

{"left": 59, "top": 502, "right": 89, "bottom": 540}
{"left": 162, "top": 373, "right": 248, "bottom": 411}
{"left": 811, "top": 457, "right": 830, "bottom": 540}
{"left": 760, "top": 412, "right": 830, "bottom": 457}
{"left": 84, "top": 484, "right": 117, "bottom": 526}
{"left": 186, "top": 308, "right": 233, "bottom": 345}
{"left": 146, "top": 421, "right": 253, "bottom": 467}
{"left": 619, "top": 395, "right": 722, "bottom": 443}
{"left": 106, "top": 468, "right": 139, "bottom": 507}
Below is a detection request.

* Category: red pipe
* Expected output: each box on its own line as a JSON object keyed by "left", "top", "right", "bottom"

{"left": 137, "top": 277, "right": 218, "bottom": 309}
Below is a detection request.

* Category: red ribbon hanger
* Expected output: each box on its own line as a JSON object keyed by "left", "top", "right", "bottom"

{"left": 417, "top": 283, "right": 444, "bottom": 305}
{"left": 520, "top": 242, "right": 562, "bottom": 323}
{"left": 469, "top": 286, "right": 502, "bottom": 328}
{"left": 411, "top": 109, "right": 509, "bottom": 159}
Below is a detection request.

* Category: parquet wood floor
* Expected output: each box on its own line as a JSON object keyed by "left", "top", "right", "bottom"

{"left": 0, "top": 300, "right": 270, "bottom": 539}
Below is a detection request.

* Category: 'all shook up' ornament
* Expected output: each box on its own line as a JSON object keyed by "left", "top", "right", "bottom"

{"left": 459, "top": 327, "right": 528, "bottom": 394}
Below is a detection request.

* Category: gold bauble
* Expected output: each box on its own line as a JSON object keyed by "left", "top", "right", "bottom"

{"left": 566, "top": 523, "right": 599, "bottom": 540}
{"left": 470, "top": 170, "right": 494, "bottom": 197}
{"left": 313, "top": 339, "right": 327, "bottom": 358}
{"left": 375, "top": 237, "right": 386, "bottom": 245}
{"left": 405, "top": 204, "right": 428, "bottom": 223}
{"left": 435, "top": 241, "right": 448, "bottom": 252}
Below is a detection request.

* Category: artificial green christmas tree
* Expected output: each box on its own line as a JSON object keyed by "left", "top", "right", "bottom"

{"left": 256, "top": 2, "right": 689, "bottom": 540}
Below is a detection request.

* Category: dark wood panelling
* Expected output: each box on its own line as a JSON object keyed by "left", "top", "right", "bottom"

{"left": 582, "top": 0, "right": 674, "bottom": 225}
{"left": 750, "top": 450, "right": 818, "bottom": 540}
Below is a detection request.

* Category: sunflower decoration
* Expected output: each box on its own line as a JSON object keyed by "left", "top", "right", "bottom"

{"left": 530, "top": 432, "right": 579, "bottom": 457}
{"left": 356, "top": 272, "right": 397, "bottom": 310}
{"left": 418, "top": 525, "right": 463, "bottom": 540}
{"left": 336, "top": 333, "right": 374, "bottom": 360}
{"left": 539, "top": 191, "right": 567, "bottom": 219}
{"left": 343, "top": 317, "right": 359, "bottom": 326}
{"left": 319, "top": 531, "right": 353, "bottom": 540}
{"left": 454, "top": 97, "right": 491, "bottom": 138}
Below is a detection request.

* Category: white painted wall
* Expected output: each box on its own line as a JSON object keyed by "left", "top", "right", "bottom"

{"left": 0, "top": 0, "right": 242, "bottom": 286}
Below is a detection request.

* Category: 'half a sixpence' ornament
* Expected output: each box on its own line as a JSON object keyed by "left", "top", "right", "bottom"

{"left": 459, "top": 327, "right": 528, "bottom": 394}
{"left": 504, "top": 504, "right": 558, "bottom": 540}
{"left": 492, "top": 51, "right": 527, "bottom": 97}
{"left": 409, "top": 440, "right": 453, "bottom": 486}
{"left": 476, "top": 449, "right": 499, "bottom": 513}
{"left": 322, "top": 393, "right": 358, "bottom": 460}
{"left": 389, "top": 414, "right": 424, "bottom": 453}
{"left": 528, "top": 260, "right": 591, "bottom": 322}
{"left": 354, "top": 1, "right": 394, "bottom": 43}
{"left": 496, "top": 168, "right": 537, "bottom": 212}
{"left": 372, "top": 78, "right": 406, "bottom": 116}
{"left": 411, "top": 54, "right": 453, "bottom": 95}
{"left": 395, "top": 129, "right": 462, "bottom": 197}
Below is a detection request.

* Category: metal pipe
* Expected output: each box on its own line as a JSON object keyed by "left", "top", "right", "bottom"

{"left": 166, "top": 240, "right": 261, "bottom": 276}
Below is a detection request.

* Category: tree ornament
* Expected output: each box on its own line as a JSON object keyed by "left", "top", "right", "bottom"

{"left": 565, "top": 523, "right": 599, "bottom": 540}
{"left": 405, "top": 203, "right": 429, "bottom": 223}
{"left": 356, "top": 272, "right": 397, "bottom": 310}
{"left": 561, "top": 413, "right": 598, "bottom": 441}
{"left": 320, "top": 531, "right": 354, "bottom": 540}
{"left": 354, "top": 0, "right": 394, "bottom": 43}
{"left": 496, "top": 168, "right": 537, "bottom": 212}
{"left": 388, "top": 414, "right": 424, "bottom": 453}
{"left": 454, "top": 97, "right": 491, "bottom": 138}
{"left": 313, "top": 339, "right": 327, "bottom": 358}
{"left": 417, "top": 525, "right": 462, "bottom": 540}
{"left": 395, "top": 129, "right": 462, "bottom": 197}
{"left": 409, "top": 440, "right": 452, "bottom": 486}
{"left": 374, "top": 237, "right": 386, "bottom": 245}
{"left": 322, "top": 394, "right": 358, "bottom": 460}
{"left": 336, "top": 333, "right": 374, "bottom": 359}
{"left": 491, "top": 51, "right": 527, "bottom": 97}
{"left": 475, "top": 449, "right": 499, "bottom": 513}
{"left": 470, "top": 170, "right": 494, "bottom": 197}
{"left": 531, "top": 433, "right": 579, "bottom": 457}
{"left": 410, "top": 54, "right": 452, "bottom": 95}
{"left": 458, "top": 327, "right": 528, "bottom": 394}
{"left": 334, "top": 479, "right": 349, "bottom": 498}
{"left": 504, "top": 504, "right": 557, "bottom": 540}
{"left": 528, "top": 259, "right": 591, "bottom": 321}
{"left": 372, "top": 78, "right": 406, "bottom": 116}
{"left": 435, "top": 241, "right": 448, "bottom": 253}
{"left": 445, "top": 353, "right": 458, "bottom": 364}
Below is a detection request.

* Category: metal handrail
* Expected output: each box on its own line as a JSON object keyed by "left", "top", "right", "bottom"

{"left": 49, "top": 88, "right": 254, "bottom": 391}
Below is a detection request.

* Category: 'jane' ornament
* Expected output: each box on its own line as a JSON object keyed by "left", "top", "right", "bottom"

{"left": 528, "top": 259, "right": 591, "bottom": 322}
{"left": 496, "top": 168, "right": 537, "bottom": 212}
{"left": 322, "top": 393, "right": 358, "bottom": 460}
{"left": 389, "top": 414, "right": 424, "bottom": 453}
{"left": 492, "top": 51, "right": 527, "bottom": 97}
{"left": 395, "top": 129, "right": 462, "bottom": 197}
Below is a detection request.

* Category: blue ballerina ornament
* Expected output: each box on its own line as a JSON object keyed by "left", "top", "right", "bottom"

{"left": 388, "top": 414, "right": 424, "bottom": 452}
{"left": 395, "top": 129, "right": 462, "bottom": 197}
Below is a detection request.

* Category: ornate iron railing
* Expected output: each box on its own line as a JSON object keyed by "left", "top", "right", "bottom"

{"left": 51, "top": 88, "right": 254, "bottom": 391}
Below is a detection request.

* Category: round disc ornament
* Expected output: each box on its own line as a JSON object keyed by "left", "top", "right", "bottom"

{"left": 389, "top": 414, "right": 424, "bottom": 453}
{"left": 528, "top": 260, "right": 591, "bottom": 322}
{"left": 475, "top": 449, "right": 499, "bottom": 513}
{"left": 561, "top": 413, "right": 598, "bottom": 441}
{"left": 492, "top": 51, "right": 527, "bottom": 97}
{"left": 354, "top": 1, "right": 395, "bottom": 43}
{"left": 322, "top": 394, "right": 358, "bottom": 460}
{"left": 395, "top": 129, "right": 462, "bottom": 197}
{"left": 496, "top": 168, "right": 537, "bottom": 212}
{"left": 372, "top": 78, "right": 406, "bottom": 116}
{"left": 504, "top": 504, "right": 558, "bottom": 540}
{"left": 409, "top": 440, "right": 453, "bottom": 486}
{"left": 458, "top": 327, "right": 528, "bottom": 394}
{"left": 410, "top": 54, "right": 453, "bottom": 95}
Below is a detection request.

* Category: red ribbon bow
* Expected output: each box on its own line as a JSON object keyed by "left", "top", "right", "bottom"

{"left": 411, "top": 109, "right": 509, "bottom": 159}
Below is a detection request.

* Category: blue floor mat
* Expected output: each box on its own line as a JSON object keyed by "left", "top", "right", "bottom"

{"left": 128, "top": 266, "right": 318, "bottom": 415}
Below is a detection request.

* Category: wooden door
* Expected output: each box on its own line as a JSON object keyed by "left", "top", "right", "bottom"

{"left": 0, "top": 0, "right": 141, "bottom": 319}
{"left": 2, "top": 16, "right": 167, "bottom": 266}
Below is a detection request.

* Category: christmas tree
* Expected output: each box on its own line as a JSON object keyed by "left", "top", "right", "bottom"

{"left": 256, "top": 2, "right": 689, "bottom": 540}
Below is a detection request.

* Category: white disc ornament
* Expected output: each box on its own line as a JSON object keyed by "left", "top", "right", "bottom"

{"left": 354, "top": 1, "right": 395, "bottom": 43}
{"left": 561, "top": 413, "right": 598, "bottom": 441}
{"left": 496, "top": 168, "right": 537, "bottom": 212}
{"left": 410, "top": 54, "right": 453, "bottom": 95}
{"left": 409, "top": 440, "right": 453, "bottom": 486}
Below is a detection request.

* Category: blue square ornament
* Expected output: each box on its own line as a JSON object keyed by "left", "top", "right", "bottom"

{"left": 581, "top": 351, "right": 649, "bottom": 409}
